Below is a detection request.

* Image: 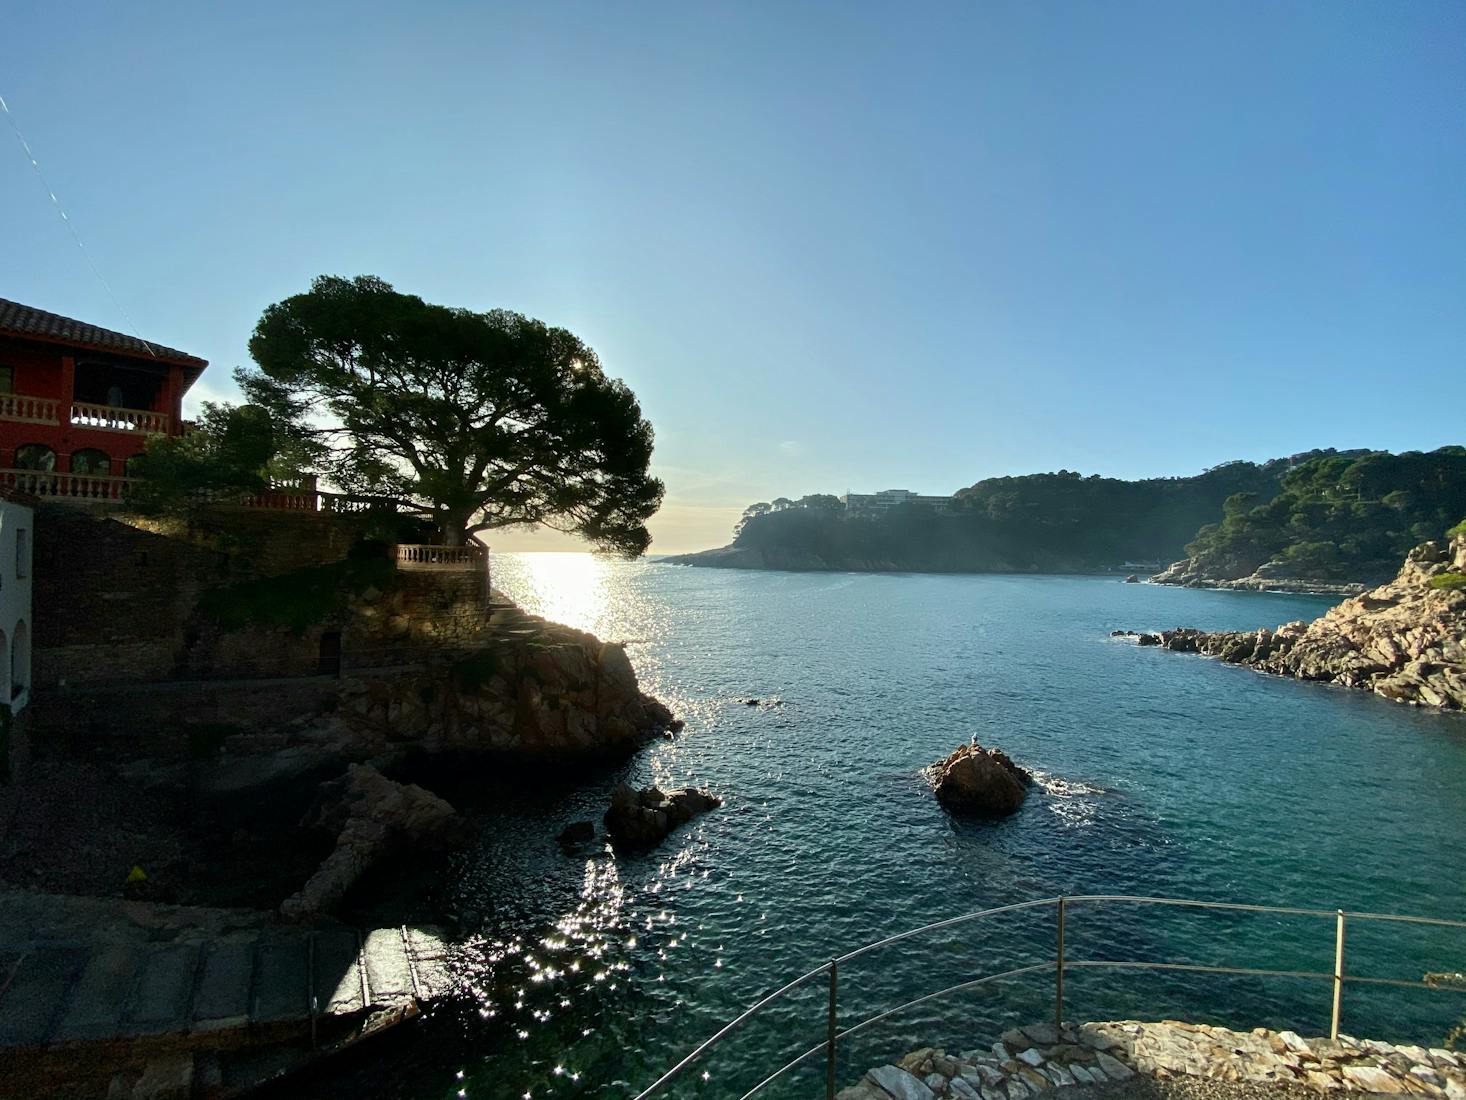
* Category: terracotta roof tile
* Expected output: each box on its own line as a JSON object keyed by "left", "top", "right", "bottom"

{"left": 0, "top": 296, "right": 207, "bottom": 371}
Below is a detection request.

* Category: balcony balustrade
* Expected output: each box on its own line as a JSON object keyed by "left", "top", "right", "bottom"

{"left": 394, "top": 543, "right": 487, "bottom": 571}
{"left": 0, "top": 395, "right": 61, "bottom": 425}
{"left": 68, "top": 401, "right": 170, "bottom": 434}
{"left": 0, "top": 395, "right": 172, "bottom": 434}
{"left": 0, "top": 469, "right": 136, "bottom": 502}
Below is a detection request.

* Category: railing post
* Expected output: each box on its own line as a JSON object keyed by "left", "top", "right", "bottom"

{"left": 1330, "top": 909, "right": 1346, "bottom": 1040}
{"left": 826, "top": 960, "right": 838, "bottom": 1100}
{"left": 1055, "top": 896, "right": 1066, "bottom": 1031}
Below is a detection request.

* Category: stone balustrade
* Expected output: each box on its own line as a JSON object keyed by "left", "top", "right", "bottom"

{"left": 0, "top": 468, "right": 136, "bottom": 501}
{"left": 395, "top": 543, "right": 487, "bottom": 571}
{"left": 0, "top": 394, "right": 60, "bottom": 425}
{"left": 68, "top": 401, "right": 170, "bottom": 434}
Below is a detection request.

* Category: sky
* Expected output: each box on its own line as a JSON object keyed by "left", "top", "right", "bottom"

{"left": 2, "top": 2, "right": 1463, "bottom": 553}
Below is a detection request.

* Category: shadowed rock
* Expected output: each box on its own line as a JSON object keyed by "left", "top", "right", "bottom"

{"left": 931, "top": 743, "right": 1030, "bottom": 817}
{"left": 604, "top": 783, "right": 720, "bottom": 847}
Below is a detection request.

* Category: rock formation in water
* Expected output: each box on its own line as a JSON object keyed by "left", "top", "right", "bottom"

{"left": 1136, "top": 535, "right": 1466, "bottom": 710}
{"left": 1148, "top": 556, "right": 1369, "bottom": 596}
{"left": 283, "top": 763, "right": 466, "bottom": 917}
{"left": 603, "top": 783, "right": 721, "bottom": 847}
{"left": 930, "top": 743, "right": 1031, "bottom": 816}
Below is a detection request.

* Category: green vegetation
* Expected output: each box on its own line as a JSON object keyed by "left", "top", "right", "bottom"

{"left": 1182, "top": 448, "right": 1466, "bottom": 581}
{"left": 128, "top": 403, "right": 306, "bottom": 513}
{"left": 724, "top": 448, "right": 1466, "bottom": 579}
{"left": 1449, "top": 516, "right": 1466, "bottom": 540}
{"left": 1428, "top": 573, "right": 1466, "bottom": 592}
{"left": 730, "top": 452, "right": 1356, "bottom": 572}
{"left": 197, "top": 543, "right": 397, "bottom": 634}
{"left": 239, "top": 275, "right": 663, "bottom": 552}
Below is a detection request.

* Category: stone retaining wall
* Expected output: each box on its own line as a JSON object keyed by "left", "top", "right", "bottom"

{"left": 845, "top": 1020, "right": 1466, "bottom": 1100}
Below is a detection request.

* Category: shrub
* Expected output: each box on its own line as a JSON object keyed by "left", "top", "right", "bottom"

{"left": 1427, "top": 572, "right": 1466, "bottom": 592}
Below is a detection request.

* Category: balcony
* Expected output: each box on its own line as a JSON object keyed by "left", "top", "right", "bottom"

{"left": 0, "top": 395, "right": 171, "bottom": 434}
{"left": 0, "top": 469, "right": 136, "bottom": 502}
{"left": 394, "top": 543, "right": 487, "bottom": 571}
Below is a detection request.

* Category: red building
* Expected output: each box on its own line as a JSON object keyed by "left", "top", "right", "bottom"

{"left": 0, "top": 297, "right": 206, "bottom": 498}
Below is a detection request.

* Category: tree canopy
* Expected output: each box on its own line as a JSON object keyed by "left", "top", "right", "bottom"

{"left": 719, "top": 448, "right": 1466, "bottom": 578}
{"left": 129, "top": 403, "right": 285, "bottom": 511}
{"left": 242, "top": 275, "right": 663, "bottom": 551}
{"left": 1182, "top": 447, "right": 1466, "bottom": 581}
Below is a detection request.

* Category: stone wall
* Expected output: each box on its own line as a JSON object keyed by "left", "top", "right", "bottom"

{"left": 121, "top": 508, "right": 365, "bottom": 578}
{"left": 34, "top": 505, "right": 488, "bottom": 687}
{"left": 32, "top": 505, "right": 241, "bottom": 688}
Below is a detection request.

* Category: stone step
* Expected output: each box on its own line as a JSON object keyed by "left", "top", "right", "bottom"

{"left": 0, "top": 945, "right": 88, "bottom": 1045}
{"left": 0, "top": 925, "right": 449, "bottom": 1050}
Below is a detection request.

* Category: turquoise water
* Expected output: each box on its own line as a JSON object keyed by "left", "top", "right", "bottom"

{"left": 309, "top": 555, "right": 1466, "bottom": 1099}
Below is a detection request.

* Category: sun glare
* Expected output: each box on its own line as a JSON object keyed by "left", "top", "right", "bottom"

{"left": 511, "top": 553, "right": 611, "bottom": 635}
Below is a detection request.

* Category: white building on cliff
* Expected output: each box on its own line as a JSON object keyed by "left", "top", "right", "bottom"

{"left": 840, "top": 489, "right": 953, "bottom": 516}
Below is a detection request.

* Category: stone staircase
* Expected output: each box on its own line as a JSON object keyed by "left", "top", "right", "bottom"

{"left": 0, "top": 924, "right": 450, "bottom": 1048}
{"left": 0, "top": 903, "right": 455, "bottom": 1098}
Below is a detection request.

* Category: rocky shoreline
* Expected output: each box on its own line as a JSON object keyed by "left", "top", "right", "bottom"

{"left": 1127, "top": 535, "right": 1466, "bottom": 710}
{"left": 844, "top": 1020, "right": 1466, "bottom": 1100}
{"left": 1148, "top": 557, "right": 1371, "bottom": 596}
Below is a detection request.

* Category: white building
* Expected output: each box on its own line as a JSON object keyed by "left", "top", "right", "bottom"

{"left": 0, "top": 495, "right": 32, "bottom": 714}
{"left": 840, "top": 489, "right": 953, "bottom": 516}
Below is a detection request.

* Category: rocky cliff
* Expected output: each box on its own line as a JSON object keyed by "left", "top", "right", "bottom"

{"left": 1136, "top": 535, "right": 1466, "bottom": 709}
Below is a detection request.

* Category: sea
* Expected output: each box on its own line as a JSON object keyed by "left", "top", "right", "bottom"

{"left": 293, "top": 553, "right": 1466, "bottom": 1100}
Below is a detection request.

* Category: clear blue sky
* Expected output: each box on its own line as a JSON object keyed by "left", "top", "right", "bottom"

{"left": 3, "top": 1, "right": 1463, "bottom": 551}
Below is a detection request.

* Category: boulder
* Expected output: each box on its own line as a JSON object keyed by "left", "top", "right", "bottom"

{"left": 557, "top": 820, "right": 597, "bottom": 847}
{"left": 931, "top": 743, "right": 1030, "bottom": 817}
{"left": 604, "top": 782, "right": 721, "bottom": 847}
{"left": 282, "top": 763, "right": 464, "bottom": 917}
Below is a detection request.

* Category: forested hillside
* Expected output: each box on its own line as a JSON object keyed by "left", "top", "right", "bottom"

{"left": 668, "top": 449, "right": 1413, "bottom": 575}
{"left": 1171, "top": 447, "right": 1466, "bottom": 583}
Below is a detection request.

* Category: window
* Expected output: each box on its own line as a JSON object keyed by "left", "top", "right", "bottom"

{"left": 13, "top": 444, "right": 55, "bottom": 472}
{"left": 0, "top": 366, "right": 13, "bottom": 395}
{"left": 15, "top": 529, "right": 27, "bottom": 579}
{"left": 70, "top": 448, "right": 111, "bottom": 476}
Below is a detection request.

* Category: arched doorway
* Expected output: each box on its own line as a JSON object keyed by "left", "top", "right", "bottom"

{"left": 70, "top": 448, "right": 112, "bottom": 476}
{"left": 11, "top": 620, "right": 28, "bottom": 704}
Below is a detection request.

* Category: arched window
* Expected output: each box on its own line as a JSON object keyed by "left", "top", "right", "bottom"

{"left": 13, "top": 445, "right": 55, "bottom": 471}
{"left": 10, "top": 620, "right": 27, "bottom": 703}
{"left": 70, "top": 448, "right": 111, "bottom": 476}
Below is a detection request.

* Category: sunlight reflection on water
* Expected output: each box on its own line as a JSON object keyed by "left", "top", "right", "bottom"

{"left": 293, "top": 557, "right": 1466, "bottom": 1100}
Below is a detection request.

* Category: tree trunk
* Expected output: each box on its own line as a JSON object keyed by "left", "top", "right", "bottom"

{"left": 439, "top": 508, "right": 473, "bottom": 546}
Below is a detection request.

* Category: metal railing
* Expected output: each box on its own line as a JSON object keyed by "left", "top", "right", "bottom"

{"left": 632, "top": 894, "right": 1466, "bottom": 1100}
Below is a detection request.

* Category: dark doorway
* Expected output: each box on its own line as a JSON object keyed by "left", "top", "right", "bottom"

{"left": 318, "top": 630, "right": 342, "bottom": 677}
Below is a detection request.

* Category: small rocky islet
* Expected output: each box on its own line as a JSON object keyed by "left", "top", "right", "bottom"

{"left": 1123, "top": 533, "right": 1466, "bottom": 711}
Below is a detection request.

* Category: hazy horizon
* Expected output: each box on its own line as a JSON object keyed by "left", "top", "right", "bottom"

{"left": 5, "top": 1, "right": 1463, "bottom": 554}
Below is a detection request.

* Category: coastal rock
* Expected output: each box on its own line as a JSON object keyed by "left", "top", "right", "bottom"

{"left": 335, "top": 616, "right": 676, "bottom": 766}
{"left": 604, "top": 783, "right": 721, "bottom": 847}
{"left": 283, "top": 763, "right": 464, "bottom": 917}
{"left": 931, "top": 743, "right": 1030, "bottom": 816}
{"left": 1149, "top": 556, "right": 1371, "bottom": 596}
{"left": 1128, "top": 534, "right": 1466, "bottom": 710}
{"left": 557, "top": 820, "right": 597, "bottom": 847}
